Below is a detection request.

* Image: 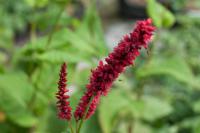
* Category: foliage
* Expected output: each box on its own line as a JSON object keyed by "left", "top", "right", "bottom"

{"left": 0, "top": 0, "right": 200, "bottom": 133}
{"left": 147, "top": 0, "right": 175, "bottom": 28}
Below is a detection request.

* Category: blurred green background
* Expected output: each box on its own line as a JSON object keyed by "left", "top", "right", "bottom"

{"left": 0, "top": 0, "right": 200, "bottom": 133}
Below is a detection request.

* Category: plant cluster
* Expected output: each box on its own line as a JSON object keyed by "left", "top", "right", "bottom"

{"left": 0, "top": 0, "right": 200, "bottom": 133}
{"left": 56, "top": 19, "right": 155, "bottom": 133}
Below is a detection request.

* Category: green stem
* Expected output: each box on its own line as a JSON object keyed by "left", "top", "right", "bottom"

{"left": 27, "top": 67, "right": 40, "bottom": 109}
{"left": 127, "top": 119, "right": 134, "bottom": 133}
{"left": 77, "top": 97, "right": 93, "bottom": 133}
{"left": 69, "top": 121, "right": 74, "bottom": 133}
{"left": 75, "top": 121, "right": 79, "bottom": 133}
{"left": 30, "top": 7, "right": 37, "bottom": 43}
{"left": 30, "top": 22, "right": 37, "bottom": 43}
{"left": 136, "top": 79, "right": 145, "bottom": 100}
{"left": 77, "top": 118, "right": 84, "bottom": 133}
{"left": 46, "top": 5, "right": 66, "bottom": 48}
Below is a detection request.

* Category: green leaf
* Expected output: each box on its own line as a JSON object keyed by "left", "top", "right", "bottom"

{"left": 16, "top": 27, "right": 101, "bottom": 65}
{"left": 35, "top": 50, "right": 87, "bottom": 63}
{"left": 153, "top": 125, "right": 178, "bottom": 133}
{"left": 99, "top": 89, "right": 173, "bottom": 133}
{"left": 147, "top": 0, "right": 175, "bottom": 28}
{"left": 193, "top": 100, "right": 200, "bottom": 113}
{"left": 0, "top": 52, "right": 7, "bottom": 63}
{"left": 82, "top": 114, "right": 102, "bottom": 133}
{"left": 99, "top": 89, "right": 130, "bottom": 133}
{"left": 31, "top": 63, "right": 61, "bottom": 101}
{"left": 19, "top": 38, "right": 46, "bottom": 55}
{"left": 0, "top": 66, "right": 4, "bottom": 73}
{"left": 136, "top": 55, "right": 199, "bottom": 89}
{"left": 179, "top": 116, "right": 200, "bottom": 133}
{"left": 140, "top": 96, "right": 172, "bottom": 122}
{"left": 128, "top": 96, "right": 172, "bottom": 121}
{"left": 63, "top": 29, "right": 97, "bottom": 55}
{"left": 133, "top": 121, "right": 153, "bottom": 133}
{"left": 24, "top": 0, "right": 49, "bottom": 7}
{"left": 194, "top": 120, "right": 200, "bottom": 133}
{"left": 0, "top": 26, "right": 14, "bottom": 51}
{"left": 0, "top": 72, "right": 37, "bottom": 127}
{"left": 34, "top": 106, "right": 68, "bottom": 133}
{"left": 77, "top": 4, "right": 108, "bottom": 56}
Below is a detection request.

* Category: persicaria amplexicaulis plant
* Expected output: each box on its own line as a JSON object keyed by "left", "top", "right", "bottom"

{"left": 56, "top": 18, "right": 155, "bottom": 133}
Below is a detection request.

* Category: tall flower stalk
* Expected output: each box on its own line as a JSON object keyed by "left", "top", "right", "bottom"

{"left": 56, "top": 63, "right": 72, "bottom": 120}
{"left": 56, "top": 63, "right": 74, "bottom": 133}
{"left": 56, "top": 18, "right": 155, "bottom": 133}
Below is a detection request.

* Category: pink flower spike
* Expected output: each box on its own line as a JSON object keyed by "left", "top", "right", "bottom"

{"left": 74, "top": 18, "right": 156, "bottom": 120}
{"left": 86, "top": 92, "right": 101, "bottom": 119}
{"left": 56, "top": 63, "right": 72, "bottom": 120}
{"left": 74, "top": 90, "right": 93, "bottom": 121}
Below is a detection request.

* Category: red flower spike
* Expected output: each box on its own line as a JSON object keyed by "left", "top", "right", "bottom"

{"left": 86, "top": 92, "right": 101, "bottom": 119}
{"left": 74, "top": 18, "right": 155, "bottom": 120}
{"left": 74, "top": 90, "right": 93, "bottom": 121}
{"left": 56, "top": 63, "right": 72, "bottom": 120}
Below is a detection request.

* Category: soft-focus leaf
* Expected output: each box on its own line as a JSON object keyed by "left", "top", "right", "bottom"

{"left": 82, "top": 114, "right": 102, "bottom": 133}
{"left": 0, "top": 72, "right": 37, "bottom": 127}
{"left": 179, "top": 116, "right": 200, "bottom": 133}
{"left": 99, "top": 89, "right": 173, "bottom": 133}
{"left": 140, "top": 96, "right": 173, "bottom": 121}
{"left": 194, "top": 120, "right": 200, "bottom": 133}
{"left": 0, "top": 27, "right": 13, "bottom": 50}
{"left": 0, "top": 52, "right": 7, "bottom": 63}
{"left": 99, "top": 89, "right": 130, "bottom": 133}
{"left": 25, "top": 0, "right": 49, "bottom": 7}
{"left": 34, "top": 106, "right": 67, "bottom": 133}
{"left": 193, "top": 100, "right": 200, "bottom": 113}
{"left": 136, "top": 55, "right": 199, "bottom": 89}
{"left": 35, "top": 50, "right": 86, "bottom": 63}
{"left": 78, "top": 4, "right": 108, "bottom": 56}
{"left": 133, "top": 121, "right": 153, "bottom": 133}
{"left": 147, "top": 0, "right": 175, "bottom": 28}
{"left": 64, "top": 29, "right": 97, "bottom": 54}
{"left": 129, "top": 96, "right": 172, "bottom": 121}
{"left": 153, "top": 126, "right": 178, "bottom": 133}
